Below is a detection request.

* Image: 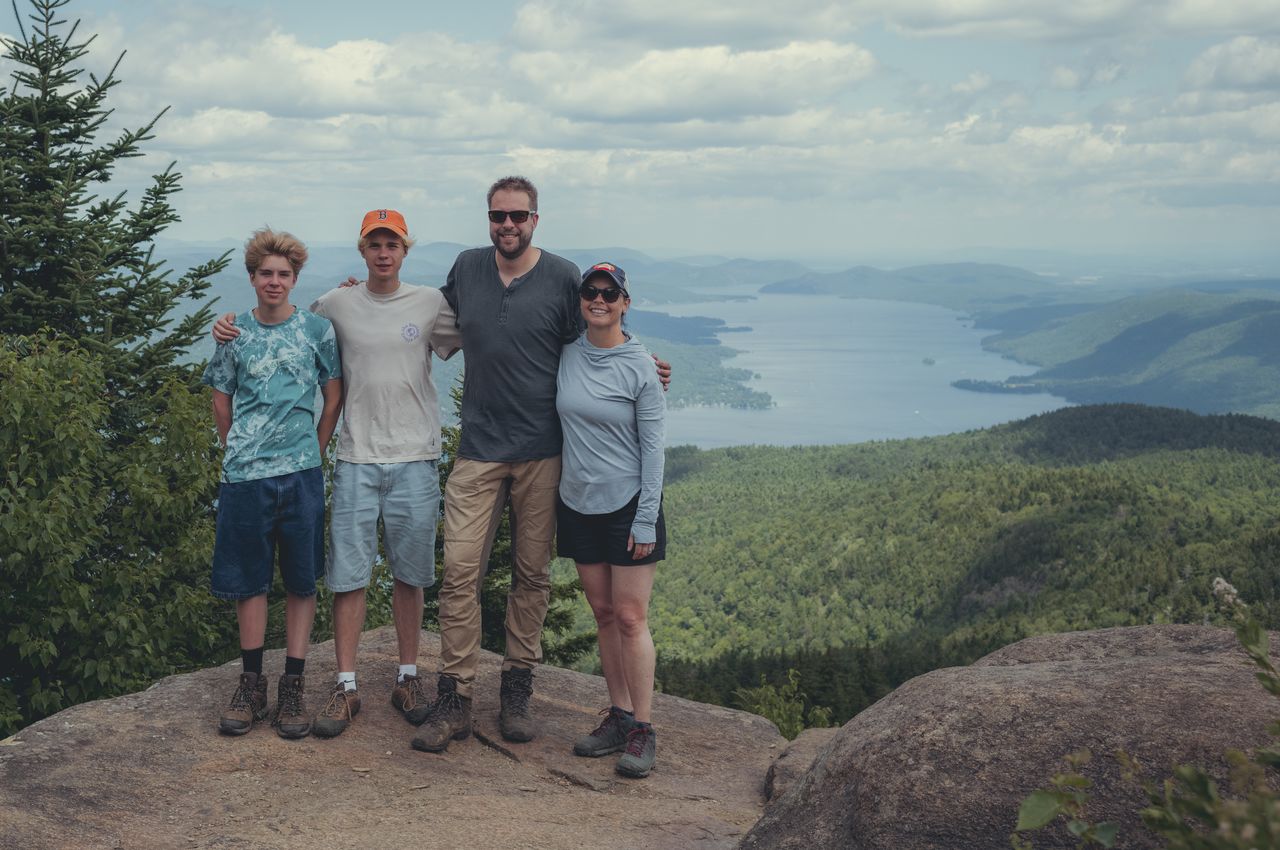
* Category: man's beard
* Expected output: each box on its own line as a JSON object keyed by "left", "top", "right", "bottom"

{"left": 493, "top": 229, "right": 532, "bottom": 260}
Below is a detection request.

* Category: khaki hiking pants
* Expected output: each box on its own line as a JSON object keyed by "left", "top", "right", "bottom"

{"left": 438, "top": 456, "right": 559, "bottom": 698}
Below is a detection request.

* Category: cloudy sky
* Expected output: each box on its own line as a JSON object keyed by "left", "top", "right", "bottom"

{"left": 6, "top": 0, "right": 1280, "bottom": 269}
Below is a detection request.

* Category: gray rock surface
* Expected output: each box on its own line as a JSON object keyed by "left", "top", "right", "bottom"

{"left": 0, "top": 627, "right": 784, "bottom": 850}
{"left": 741, "top": 624, "right": 1279, "bottom": 850}
{"left": 763, "top": 727, "right": 838, "bottom": 804}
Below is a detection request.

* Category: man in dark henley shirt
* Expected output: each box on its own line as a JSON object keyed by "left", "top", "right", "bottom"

{"left": 412, "top": 176, "right": 583, "bottom": 752}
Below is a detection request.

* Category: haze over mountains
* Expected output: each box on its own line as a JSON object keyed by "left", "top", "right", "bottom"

{"left": 168, "top": 239, "right": 1280, "bottom": 426}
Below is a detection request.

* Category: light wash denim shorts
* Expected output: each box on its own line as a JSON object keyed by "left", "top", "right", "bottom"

{"left": 326, "top": 459, "right": 440, "bottom": 591}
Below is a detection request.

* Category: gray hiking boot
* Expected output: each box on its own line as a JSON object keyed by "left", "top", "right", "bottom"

{"left": 392, "top": 674, "right": 429, "bottom": 724}
{"left": 313, "top": 684, "right": 361, "bottom": 738}
{"left": 272, "top": 674, "right": 311, "bottom": 739}
{"left": 499, "top": 667, "right": 537, "bottom": 743}
{"left": 411, "top": 676, "right": 472, "bottom": 753}
{"left": 218, "top": 672, "right": 269, "bottom": 735}
{"left": 615, "top": 725, "right": 656, "bottom": 778}
{"left": 573, "top": 706, "right": 636, "bottom": 757}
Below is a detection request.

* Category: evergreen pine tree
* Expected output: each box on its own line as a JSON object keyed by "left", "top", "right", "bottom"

{"left": 0, "top": 0, "right": 234, "bottom": 735}
{"left": 0, "top": 0, "right": 227, "bottom": 399}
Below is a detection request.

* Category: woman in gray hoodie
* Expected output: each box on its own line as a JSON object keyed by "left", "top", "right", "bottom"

{"left": 556, "top": 261, "right": 666, "bottom": 778}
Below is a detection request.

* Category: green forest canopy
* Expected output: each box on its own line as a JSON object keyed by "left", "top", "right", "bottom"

{"left": 627, "top": 404, "right": 1280, "bottom": 722}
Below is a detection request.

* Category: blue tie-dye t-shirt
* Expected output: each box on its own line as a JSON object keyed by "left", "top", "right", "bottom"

{"left": 201, "top": 308, "right": 341, "bottom": 483}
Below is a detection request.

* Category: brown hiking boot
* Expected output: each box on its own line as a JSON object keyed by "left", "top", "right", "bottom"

{"left": 313, "top": 684, "right": 361, "bottom": 738}
{"left": 272, "top": 674, "right": 311, "bottom": 739}
{"left": 411, "top": 676, "right": 472, "bottom": 753}
{"left": 392, "top": 674, "right": 429, "bottom": 724}
{"left": 499, "top": 667, "right": 537, "bottom": 743}
{"left": 218, "top": 672, "right": 269, "bottom": 735}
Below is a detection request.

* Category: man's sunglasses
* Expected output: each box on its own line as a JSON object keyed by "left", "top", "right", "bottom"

{"left": 488, "top": 210, "right": 535, "bottom": 224}
{"left": 579, "top": 284, "right": 625, "bottom": 303}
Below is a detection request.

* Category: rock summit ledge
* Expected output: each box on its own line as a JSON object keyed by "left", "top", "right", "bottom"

{"left": 1, "top": 628, "right": 783, "bottom": 850}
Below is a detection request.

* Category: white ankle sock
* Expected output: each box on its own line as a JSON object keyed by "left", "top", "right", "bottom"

{"left": 398, "top": 664, "right": 417, "bottom": 682}
{"left": 337, "top": 672, "right": 356, "bottom": 691}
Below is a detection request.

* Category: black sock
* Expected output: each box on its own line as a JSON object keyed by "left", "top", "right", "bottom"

{"left": 614, "top": 705, "right": 635, "bottom": 717}
{"left": 284, "top": 655, "right": 305, "bottom": 676}
{"left": 241, "top": 646, "right": 264, "bottom": 676}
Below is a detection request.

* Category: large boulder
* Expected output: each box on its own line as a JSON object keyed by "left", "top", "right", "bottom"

{"left": 741, "top": 624, "right": 1279, "bottom": 849}
{"left": 0, "top": 627, "right": 784, "bottom": 850}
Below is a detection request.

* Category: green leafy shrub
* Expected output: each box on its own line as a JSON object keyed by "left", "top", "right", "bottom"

{"left": 0, "top": 338, "right": 232, "bottom": 735}
{"left": 735, "top": 668, "right": 833, "bottom": 740}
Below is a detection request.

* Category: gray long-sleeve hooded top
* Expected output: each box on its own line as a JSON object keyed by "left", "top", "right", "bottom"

{"left": 555, "top": 332, "right": 666, "bottom": 543}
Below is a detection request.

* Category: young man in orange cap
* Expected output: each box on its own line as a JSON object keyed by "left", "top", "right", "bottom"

{"left": 213, "top": 210, "right": 460, "bottom": 737}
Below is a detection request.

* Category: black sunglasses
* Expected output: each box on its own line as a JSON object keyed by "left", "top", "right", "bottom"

{"left": 579, "top": 284, "right": 624, "bottom": 303}
{"left": 488, "top": 210, "right": 535, "bottom": 224}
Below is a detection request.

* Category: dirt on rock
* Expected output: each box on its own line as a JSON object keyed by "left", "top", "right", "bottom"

{"left": 1, "top": 628, "right": 785, "bottom": 850}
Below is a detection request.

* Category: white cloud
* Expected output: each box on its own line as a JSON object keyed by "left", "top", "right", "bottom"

{"left": 513, "top": 0, "right": 858, "bottom": 47}
{"left": 1187, "top": 37, "right": 1280, "bottom": 91}
{"left": 521, "top": 40, "right": 877, "bottom": 122}
{"left": 1050, "top": 66, "right": 1082, "bottom": 90}
{"left": 872, "top": 0, "right": 1280, "bottom": 40}
{"left": 953, "top": 71, "right": 992, "bottom": 95}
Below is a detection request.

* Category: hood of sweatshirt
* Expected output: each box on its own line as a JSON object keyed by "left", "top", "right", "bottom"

{"left": 576, "top": 331, "right": 646, "bottom": 364}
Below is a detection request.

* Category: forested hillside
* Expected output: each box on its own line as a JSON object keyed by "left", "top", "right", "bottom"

{"left": 636, "top": 404, "right": 1280, "bottom": 722}
{"left": 960, "top": 289, "right": 1280, "bottom": 418}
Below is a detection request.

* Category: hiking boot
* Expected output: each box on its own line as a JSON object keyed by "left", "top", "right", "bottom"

{"left": 499, "top": 667, "right": 537, "bottom": 743}
{"left": 272, "top": 673, "right": 311, "bottom": 739}
{"left": 392, "top": 674, "right": 429, "bottom": 724}
{"left": 573, "top": 706, "right": 636, "bottom": 757}
{"left": 616, "top": 725, "right": 657, "bottom": 778}
{"left": 313, "top": 684, "right": 361, "bottom": 738}
{"left": 218, "top": 672, "right": 269, "bottom": 735}
{"left": 411, "top": 676, "right": 472, "bottom": 753}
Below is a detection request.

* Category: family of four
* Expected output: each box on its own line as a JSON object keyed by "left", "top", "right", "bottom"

{"left": 201, "top": 176, "right": 669, "bottom": 778}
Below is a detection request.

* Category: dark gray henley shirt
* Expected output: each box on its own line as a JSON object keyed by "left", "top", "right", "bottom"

{"left": 440, "top": 247, "right": 583, "bottom": 462}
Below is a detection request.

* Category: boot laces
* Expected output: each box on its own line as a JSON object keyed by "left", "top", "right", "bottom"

{"left": 279, "top": 678, "right": 304, "bottom": 717}
{"left": 625, "top": 726, "right": 652, "bottom": 757}
{"left": 321, "top": 686, "right": 350, "bottom": 719}
{"left": 588, "top": 707, "right": 618, "bottom": 737}
{"left": 229, "top": 678, "right": 256, "bottom": 712}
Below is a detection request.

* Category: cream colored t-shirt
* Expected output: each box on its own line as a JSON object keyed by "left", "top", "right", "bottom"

{"left": 311, "top": 283, "right": 461, "bottom": 463}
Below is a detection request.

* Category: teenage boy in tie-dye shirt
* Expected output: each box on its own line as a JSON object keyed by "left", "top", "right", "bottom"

{"left": 202, "top": 228, "right": 343, "bottom": 739}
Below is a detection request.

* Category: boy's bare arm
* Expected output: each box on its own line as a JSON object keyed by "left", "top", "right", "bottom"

{"left": 317, "top": 378, "right": 343, "bottom": 451}
{"left": 211, "top": 390, "right": 233, "bottom": 446}
{"left": 212, "top": 312, "right": 238, "bottom": 343}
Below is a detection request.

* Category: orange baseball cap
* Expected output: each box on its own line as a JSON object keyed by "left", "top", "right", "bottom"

{"left": 359, "top": 209, "right": 409, "bottom": 238}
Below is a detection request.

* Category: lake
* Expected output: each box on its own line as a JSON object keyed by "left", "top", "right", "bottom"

{"left": 654, "top": 294, "right": 1069, "bottom": 448}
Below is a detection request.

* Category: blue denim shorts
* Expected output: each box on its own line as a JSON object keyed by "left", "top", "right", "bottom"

{"left": 327, "top": 459, "right": 440, "bottom": 591}
{"left": 211, "top": 467, "right": 325, "bottom": 600}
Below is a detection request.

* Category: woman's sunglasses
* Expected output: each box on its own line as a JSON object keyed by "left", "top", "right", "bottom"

{"left": 579, "top": 284, "right": 625, "bottom": 303}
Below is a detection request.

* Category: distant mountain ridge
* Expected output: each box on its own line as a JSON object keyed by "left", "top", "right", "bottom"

{"left": 966, "top": 289, "right": 1280, "bottom": 418}
{"left": 760, "top": 262, "right": 1054, "bottom": 310}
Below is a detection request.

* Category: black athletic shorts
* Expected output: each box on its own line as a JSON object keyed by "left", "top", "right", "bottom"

{"left": 556, "top": 491, "right": 666, "bottom": 566}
